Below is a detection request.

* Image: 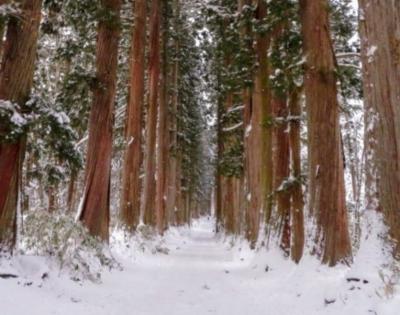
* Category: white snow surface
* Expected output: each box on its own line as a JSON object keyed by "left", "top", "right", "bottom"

{"left": 1, "top": 215, "right": 400, "bottom": 315}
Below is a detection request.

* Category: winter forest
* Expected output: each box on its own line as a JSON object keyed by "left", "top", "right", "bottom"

{"left": 0, "top": 0, "right": 400, "bottom": 314}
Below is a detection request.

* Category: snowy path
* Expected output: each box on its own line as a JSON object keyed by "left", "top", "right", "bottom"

{"left": 1, "top": 217, "right": 399, "bottom": 315}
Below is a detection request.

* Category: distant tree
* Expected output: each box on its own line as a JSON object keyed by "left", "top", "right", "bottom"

{"left": 141, "top": 0, "right": 161, "bottom": 226}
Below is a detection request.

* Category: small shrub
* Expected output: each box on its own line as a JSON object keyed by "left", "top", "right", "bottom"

{"left": 21, "top": 210, "right": 119, "bottom": 282}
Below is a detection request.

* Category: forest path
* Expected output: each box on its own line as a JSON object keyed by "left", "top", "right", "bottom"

{"left": 2, "top": 217, "right": 393, "bottom": 315}
{"left": 103, "top": 218, "right": 265, "bottom": 315}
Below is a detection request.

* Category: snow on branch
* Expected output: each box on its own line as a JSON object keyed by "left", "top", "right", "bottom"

{"left": 336, "top": 52, "right": 361, "bottom": 59}
{"left": 338, "top": 63, "right": 361, "bottom": 70}
{"left": 222, "top": 122, "right": 243, "bottom": 132}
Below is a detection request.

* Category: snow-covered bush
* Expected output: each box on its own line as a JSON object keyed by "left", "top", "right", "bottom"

{"left": 0, "top": 100, "right": 29, "bottom": 142}
{"left": 21, "top": 211, "right": 119, "bottom": 282}
{"left": 111, "top": 224, "right": 171, "bottom": 260}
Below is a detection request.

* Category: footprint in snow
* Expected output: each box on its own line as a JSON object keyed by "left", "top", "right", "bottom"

{"left": 71, "top": 297, "right": 81, "bottom": 303}
{"left": 324, "top": 298, "right": 336, "bottom": 306}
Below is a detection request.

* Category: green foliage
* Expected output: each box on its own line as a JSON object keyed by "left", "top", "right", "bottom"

{"left": 269, "top": 1, "right": 303, "bottom": 98}
{"left": 27, "top": 0, "right": 100, "bottom": 191}
{"left": 329, "top": 0, "right": 362, "bottom": 100}
{"left": 172, "top": 3, "right": 211, "bottom": 202}
{"left": 0, "top": 100, "right": 28, "bottom": 142}
{"left": 203, "top": 0, "right": 252, "bottom": 179}
{"left": 26, "top": 95, "right": 82, "bottom": 182}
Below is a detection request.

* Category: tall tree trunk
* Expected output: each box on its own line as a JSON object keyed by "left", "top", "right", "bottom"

{"left": 215, "top": 95, "right": 224, "bottom": 232}
{"left": 0, "top": 17, "right": 6, "bottom": 60}
{"left": 289, "top": 87, "right": 304, "bottom": 263}
{"left": 21, "top": 151, "right": 33, "bottom": 213}
{"left": 300, "top": 0, "right": 352, "bottom": 266}
{"left": 358, "top": 0, "right": 400, "bottom": 252}
{"left": 78, "top": 0, "right": 121, "bottom": 241}
{"left": 175, "top": 152, "right": 183, "bottom": 225}
{"left": 245, "top": 0, "right": 272, "bottom": 247}
{"left": 141, "top": 0, "right": 161, "bottom": 226}
{"left": 239, "top": 0, "right": 255, "bottom": 244}
{"left": 221, "top": 52, "right": 236, "bottom": 234}
{"left": 166, "top": 0, "right": 179, "bottom": 225}
{"left": 47, "top": 185, "right": 57, "bottom": 213}
{"left": 67, "top": 171, "right": 77, "bottom": 212}
{"left": 0, "top": 0, "right": 42, "bottom": 253}
{"left": 156, "top": 3, "right": 169, "bottom": 235}
{"left": 120, "top": 0, "right": 146, "bottom": 232}
{"left": 273, "top": 95, "right": 291, "bottom": 255}
{"left": 223, "top": 177, "right": 236, "bottom": 234}
{"left": 255, "top": 1, "right": 273, "bottom": 228}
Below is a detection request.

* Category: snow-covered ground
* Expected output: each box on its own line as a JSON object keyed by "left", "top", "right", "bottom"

{"left": 1, "top": 216, "right": 399, "bottom": 315}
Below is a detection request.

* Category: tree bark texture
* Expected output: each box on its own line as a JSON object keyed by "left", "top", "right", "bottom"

{"left": 245, "top": 0, "right": 273, "bottom": 247}
{"left": 238, "top": 0, "right": 256, "bottom": 244}
{"left": 220, "top": 52, "right": 238, "bottom": 234}
{"left": 120, "top": 0, "right": 146, "bottom": 232}
{"left": 255, "top": 1, "right": 273, "bottom": 228}
{"left": 0, "top": 0, "right": 42, "bottom": 252}
{"left": 166, "top": 0, "right": 180, "bottom": 226}
{"left": 358, "top": 0, "right": 400, "bottom": 252}
{"left": 79, "top": 0, "right": 121, "bottom": 241}
{"left": 289, "top": 88, "right": 304, "bottom": 263}
{"left": 141, "top": 0, "right": 161, "bottom": 226}
{"left": 272, "top": 95, "right": 291, "bottom": 256}
{"left": 156, "top": 5, "right": 169, "bottom": 235}
{"left": 300, "top": 0, "right": 352, "bottom": 266}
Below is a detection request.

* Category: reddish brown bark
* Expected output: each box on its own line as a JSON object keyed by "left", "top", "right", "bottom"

{"left": 215, "top": 98, "right": 224, "bottom": 232}
{"left": 166, "top": 0, "right": 179, "bottom": 225}
{"left": 156, "top": 7, "right": 169, "bottom": 235}
{"left": 289, "top": 88, "right": 304, "bottom": 263}
{"left": 141, "top": 0, "right": 161, "bottom": 226}
{"left": 273, "top": 96, "right": 291, "bottom": 256}
{"left": 255, "top": 1, "right": 273, "bottom": 228}
{"left": 120, "top": 0, "right": 147, "bottom": 231}
{"left": 300, "top": 0, "right": 352, "bottom": 266}
{"left": 239, "top": 0, "right": 255, "bottom": 242}
{"left": 223, "top": 177, "right": 236, "bottom": 234}
{"left": 0, "top": 144, "right": 19, "bottom": 251}
{"left": 79, "top": 0, "right": 121, "bottom": 241}
{"left": 245, "top": 0, "right": 272, "bottom": 247}
{"left": 0, "top": 0, "right": 42, "bottom": 252}
{"left": 175, "top": 153, "right": 183, "bottom": 225}
{"left": 0, "top": 19, "right": 5, "bottom": 60}
{"left": 47, "top": 185, "right": 57, "bottom": 213}
{"left": 359, "top": 0, "right": 400, "bottom": 251}
{"left": 220, "top": 69, "right": 237, "bottom": 234}
{"left": 67, "top": 171, "right": 77, "bottom": 212}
